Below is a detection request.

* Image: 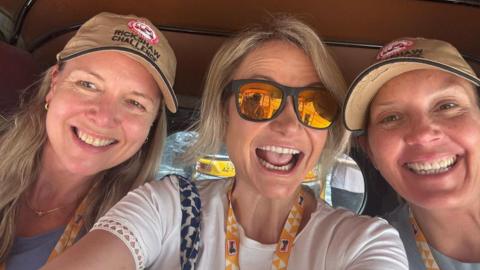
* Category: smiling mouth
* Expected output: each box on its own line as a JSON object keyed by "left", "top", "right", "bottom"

{"left": 73, "top": 127, "right": 117, "bottom": 147}
{"left": 256, "top": 145, "right": 302, "bottom": 172}
{"left": 406, "top": 155, "right": 457, "bottom": 175}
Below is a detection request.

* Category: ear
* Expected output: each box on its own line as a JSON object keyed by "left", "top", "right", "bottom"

{"left": 46, "top": 65, "right": 60, "bottom": 103}
{"left": 356, "top": 135, "right": 378, "bottom": 168}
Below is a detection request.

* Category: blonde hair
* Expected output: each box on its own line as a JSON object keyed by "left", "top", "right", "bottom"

{"left": 0, "top": 63, "right": 167, "bottom": 262}
{"left": 187, "top": 14, "right": 350, "bottom": 180}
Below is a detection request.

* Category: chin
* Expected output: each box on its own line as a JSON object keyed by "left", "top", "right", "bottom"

{"left": 408, "top": 191, "right": 465, "bottom": 211}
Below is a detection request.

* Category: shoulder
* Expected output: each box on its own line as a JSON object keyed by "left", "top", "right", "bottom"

{"left": 313, "top": 202, "right": 390, "bottom": 228}
{"left": 308, "top": 202, "right": 401, "bottom": 246}
{"left": 146, "top": 175, "right": 230, "bottom": 206}
{"left": 300, "top": 203, "right": 408, "bottom": 268}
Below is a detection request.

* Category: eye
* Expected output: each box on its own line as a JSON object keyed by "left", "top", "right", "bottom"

{"left": 77, "top": 80, "right": 97, "bottom": 90}
{"left": 437, "top": 102, "right": 458, "bottom": 111}
{"left": 127, "top": 99, "right": 147, "bottom": 111}
{"left": 379, "top": 114, "right": 401, "bottom": 124}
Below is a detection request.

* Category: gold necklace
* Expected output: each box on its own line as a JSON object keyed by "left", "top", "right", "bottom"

{"left": 24, "top": 197, "right": 70, "bottom": 217}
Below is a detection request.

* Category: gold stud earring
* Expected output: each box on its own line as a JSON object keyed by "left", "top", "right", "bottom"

{"left": 44, "top": 102, "right": 49, "bottom": 110}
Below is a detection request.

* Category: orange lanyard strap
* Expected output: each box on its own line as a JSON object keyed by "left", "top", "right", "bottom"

{"left": 225, "top": 185, "right": 305, "bottom": 270}
{"left": 47, "top": 186, "right": 93, "bottom": 261}
{"left": 408, "top": 208, "right": 441, "bottom": 270}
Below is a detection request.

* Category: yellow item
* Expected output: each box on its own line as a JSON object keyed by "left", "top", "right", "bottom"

{"left": 196, "top": 157, "right": 235, "bottom": 177}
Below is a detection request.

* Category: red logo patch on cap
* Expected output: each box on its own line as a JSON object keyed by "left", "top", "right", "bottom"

{"left": 128, "top": 20, "right": 159, "bottom": 45}
{"left": 377, "top": 40, "right": 414, "bottom": 60}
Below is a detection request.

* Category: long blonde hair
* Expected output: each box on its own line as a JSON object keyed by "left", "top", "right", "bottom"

{"left": 0, "top": 63, "right": 167, "bottom": 262}
{"left": 187, "top": 15, "right": 350, "bottom": 179}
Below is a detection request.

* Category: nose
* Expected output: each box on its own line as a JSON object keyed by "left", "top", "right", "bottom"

{"left": 270, "top": 97, "right": 302, "bottom": 134}
{"left": 86, "top": 96, "right": 121, "bottom": 127}
{"left": 404, "top": 116, "right": 443, "bottom": 146}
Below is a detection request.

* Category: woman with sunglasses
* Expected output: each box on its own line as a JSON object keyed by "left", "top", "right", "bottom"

{"left": 43, "top": 15, "right": 407, "bottom": 270}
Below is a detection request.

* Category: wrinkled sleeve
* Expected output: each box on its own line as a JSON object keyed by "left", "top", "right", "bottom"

{"left": 92, "top": 176, "right": 181, "bottom": 269}
{"left": 343, "top": 217, "right": 408, "bottom": 270}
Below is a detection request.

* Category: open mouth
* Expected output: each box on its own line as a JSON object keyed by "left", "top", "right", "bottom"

{"left": 73, "top": 127, "right": 117, "bottom": 147}
{"left": 405, "top": 155, "right": 457, "bottom": 175}
{"left": 256, "top": 145, "right": 302, "bottom": 172}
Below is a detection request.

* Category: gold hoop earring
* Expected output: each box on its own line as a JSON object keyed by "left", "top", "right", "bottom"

{"left": 44, "top": 102, "right": 49, "bottom": 111}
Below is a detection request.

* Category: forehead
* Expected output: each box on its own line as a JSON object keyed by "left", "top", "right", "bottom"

{"left": 232, "top": 40, "right": 320, "bottom": 86}
{"left": 373, "top": 69, "right": 477, "bottom": 102}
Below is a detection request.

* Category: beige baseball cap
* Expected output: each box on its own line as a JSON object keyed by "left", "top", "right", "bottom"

{"left": 57, "top": 12, "right": 178, "bottom": 112}
{"left": 344, "top": 37, "right": 480, "bottom": 132}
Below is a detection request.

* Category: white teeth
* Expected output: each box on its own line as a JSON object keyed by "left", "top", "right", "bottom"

{"left": 259, "top": 158, "right": 294, "bottom": 171}
{"left": 77, "top": 129, "right": 115, "bottom": 147}
{"left": 259, "top": 145, "right": 300, "bottom": 155}
{"left": 407, "top": 156, "right": 456, "bottom": 175}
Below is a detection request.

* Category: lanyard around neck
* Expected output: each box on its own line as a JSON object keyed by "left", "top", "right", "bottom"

{"left": 225, "top": 184, "right": 305, "bottom": 270}
{"left": 0, "top": 185, "right": 94, "bottom": 270}
{"left": 408, "top": 208, "right": 441, "bottom": 270}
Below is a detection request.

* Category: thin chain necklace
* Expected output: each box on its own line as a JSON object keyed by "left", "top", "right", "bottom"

{"left": 23, "top": 196, "right": 75, "bottom": 217}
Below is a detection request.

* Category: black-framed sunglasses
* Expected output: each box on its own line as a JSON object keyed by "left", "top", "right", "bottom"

{"left": 224, "top": 79, "right": 339, "bottom": 129}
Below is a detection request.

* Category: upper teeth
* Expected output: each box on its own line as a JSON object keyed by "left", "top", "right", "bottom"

{"left": 77, "top": 130, "right": 115, "bottom": 147}
{"left": 259, "top": 145, "right": 300, "bottom": 155}
{"left": 406, "top": 156, "right": 456, "bottom": 175}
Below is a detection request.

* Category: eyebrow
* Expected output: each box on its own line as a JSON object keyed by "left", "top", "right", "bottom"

{"left": 130, "top": 91, "right": 156, "bottom": 104}
{"left": 246, "top": 74, "right": 324, "bottom": 88}
{"left": 373, "top": 81, "right": 469, "bottom": 108}
{"left": 74, "top": 70, "right": 105, "bottom": 82}
{"left": 71, "top": 70, "right": 156, "bottom": 104}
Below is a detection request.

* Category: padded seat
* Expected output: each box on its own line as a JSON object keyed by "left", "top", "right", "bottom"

{"left": 0, "top": 42, "right": 40, "bottom": 116}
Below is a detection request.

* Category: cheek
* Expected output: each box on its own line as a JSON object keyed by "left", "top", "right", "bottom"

{"left": 310, "top": 131, "right": 328, "bottom": 157}
{"left": 225, "top": 116, "right": 253, "bottom": 161}
{"left": 122, "top": 117, "right": 152, "bottom": 145}
{"left": 367, "top": 130, "right": 404, "bottom": 179}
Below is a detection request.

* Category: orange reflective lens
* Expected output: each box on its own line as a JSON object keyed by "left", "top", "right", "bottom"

{"left": 225, "top": 79, "right": 338, "bottom": 129}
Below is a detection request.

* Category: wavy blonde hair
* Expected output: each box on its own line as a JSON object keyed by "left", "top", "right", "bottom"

{"left": 0, "top": 63, "right": 167, "bottom": 262}
{"left": 187, "top": 15, "right": 350, "bottom": 180}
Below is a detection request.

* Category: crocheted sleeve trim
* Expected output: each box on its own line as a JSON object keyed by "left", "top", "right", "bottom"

{"left": 92, "top": 219, "right": 145, "bottom": 270}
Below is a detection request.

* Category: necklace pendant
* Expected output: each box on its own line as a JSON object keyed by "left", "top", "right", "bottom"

{"left": 35, "top": 210, "right": 47, "bottom": 217}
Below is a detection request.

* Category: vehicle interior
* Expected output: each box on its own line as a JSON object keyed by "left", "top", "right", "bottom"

{"left": 1, "top": 0, "right": 479, "bottom": 216}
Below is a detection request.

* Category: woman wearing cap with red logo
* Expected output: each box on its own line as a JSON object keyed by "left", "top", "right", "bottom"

{"left": 44, "top": 15, "right": 407, "bottom": 270}
{"left": 0, "top": 12, "right": 178, "bottom": 270}
{"left": 345, "top": 37, "right": 480, "bottom": 269}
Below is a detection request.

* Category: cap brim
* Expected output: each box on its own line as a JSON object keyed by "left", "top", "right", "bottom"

{"left": 58, "top": 47, "right": 178, "bottom": 113}
{"left": 344, "top": 58, "right": 480, "bottom": 132}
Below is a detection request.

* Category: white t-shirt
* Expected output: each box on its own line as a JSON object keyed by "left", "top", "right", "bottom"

{"left": 93, "top": 176, "right": 407, "bottom": 270}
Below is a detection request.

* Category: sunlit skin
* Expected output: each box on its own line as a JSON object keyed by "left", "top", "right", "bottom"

{"left": 363, "top": 69, "right": 480, "bottom": 211}
{"left": 45, "top": 51, "right": 161, "bottom": 180}
{"left": 16, "top": 51, "right": 162, "bottom": 238}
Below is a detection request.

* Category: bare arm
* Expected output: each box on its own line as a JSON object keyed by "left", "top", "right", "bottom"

{"left": 41, "top": 230, "right": 135, "bottom": 270}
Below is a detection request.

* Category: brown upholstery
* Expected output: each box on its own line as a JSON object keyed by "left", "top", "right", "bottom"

{"left": 0, "top": 41, "right": 40, "bottom": 116}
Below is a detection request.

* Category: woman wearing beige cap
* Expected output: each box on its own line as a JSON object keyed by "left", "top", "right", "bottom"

{"left": 44, "top": 15, "right": 407, "bottom": 270}
{"left": 0, "top": 12, "right": 177, "bottom": 270}
{"left": 344, "top": 37, "right": 480, "bottom": 269}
